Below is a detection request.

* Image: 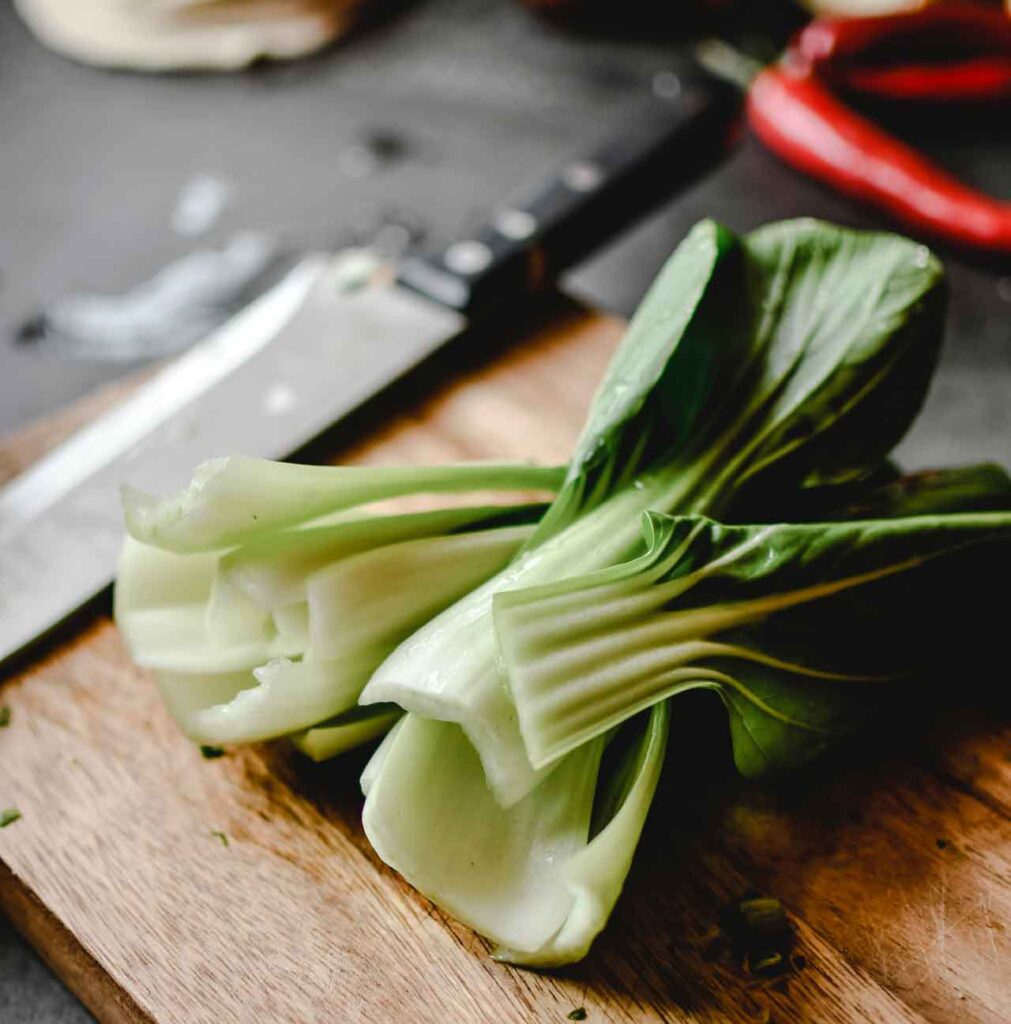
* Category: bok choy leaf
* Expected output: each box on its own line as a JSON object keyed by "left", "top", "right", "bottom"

{"left": 362, "top": 703, "right": 669, "bottom": 965}
{"left": 117, "top": 537, "right": 301, "bottom": 673}
{"left": 123, "top": 455, "right": 563, "bottom": 552}
{"left": 494, "top": 509, "right": 1011, "bottom": 771}
{"left": 116, "top": 505, "right": 544, "bottom": 750}
{"left": 291, "top": 705, "right": 402, "bottom": 762}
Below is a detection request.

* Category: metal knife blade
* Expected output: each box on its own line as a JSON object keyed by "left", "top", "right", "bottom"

{"left": 0, "top": 257, "right": 463, "bottom": 666}
{"left": 0, "top": 62, "right": 739, "bottom": 668}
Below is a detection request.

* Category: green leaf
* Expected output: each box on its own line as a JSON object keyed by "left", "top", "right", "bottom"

{"left": 494, "top": 510, "right": 1011, "bottom": 773}
{"left": 695, "top": 220, "right": 945, "bottom": 516}
{"left": 123, "top": 456, "right": 563, "bottom": 553}
{"left": 362, "top": 713, "right": 605, "bottom": 956}
{"left": 220, "top": 503, "right": 544, "bottom": 612}
{"left": 542, "top": 218, "right": 946, "bottom": 533}
{"left": 307, "top": 526, "right": 533, "bottom": 659}
{"left": 361, "top": 704, "right": 667, "bottom": 967}
{"left": 752, "top": 462, "right": 1011, "bottom": 523}
{"left": 535, "top": 218, "right": 739, "bottom": 538}
{"left": 185, "top": 649, "right": 389, "bottom": 746}
{"left": 290, "top": 705, "right": 401, "bottom": 762}
{"left": 835, "top": 463, "right": 1011, "bottom": 519}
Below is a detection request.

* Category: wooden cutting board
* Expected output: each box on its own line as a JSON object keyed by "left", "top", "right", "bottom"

{"left": 1, "top": 298, "right": 1009, "bottom": 1024}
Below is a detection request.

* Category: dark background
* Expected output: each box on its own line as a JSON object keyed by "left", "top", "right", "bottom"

{"left": 0, "top": 0, "right": 1008, "bottom": 1018}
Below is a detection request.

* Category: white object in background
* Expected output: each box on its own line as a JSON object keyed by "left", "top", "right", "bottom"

{"left": 799, "top": 0, "right": 930, "bottom": 13}
{"left": 41, "top": 233, "right": 278, "bottom": 361}
{"left": 13, "top": 0, "right": 366, "bottom": 71}
{"left": 172, "top": 175, "right": 230, "bottom": 238}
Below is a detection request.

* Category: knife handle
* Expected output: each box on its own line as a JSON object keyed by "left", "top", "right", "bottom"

{"left": 395, "top": 63, "right": 739, "bottom": 317}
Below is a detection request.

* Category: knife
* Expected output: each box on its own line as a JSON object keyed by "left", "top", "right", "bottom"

{"left": 0, "top": 62, "right": 738, "bottom": 669}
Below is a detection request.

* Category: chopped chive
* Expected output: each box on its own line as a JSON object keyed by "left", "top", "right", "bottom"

{"left": 210, "top": 830, "right": 229, "bottom": 847}
{"left": 0, "top": 707, "right": 10, "bottom": 728}
{"left": 749, "top": 950, "right": 785, "bottom": 976}
{"left": 200, "top": 745, "right": 226, "bottom": 760}
{"left": 0, "top": 808, "right": 21, "bottom": 828}
{"left": 567, "top": 1010, "right": 587, "bottom": 1021}
{"left": 714, "top": 893, "right": 796, "bottom": 978}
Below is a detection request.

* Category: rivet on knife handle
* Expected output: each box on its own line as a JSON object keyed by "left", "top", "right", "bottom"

{"left": 396, "top": 64, "right": 740, "bottom": 317}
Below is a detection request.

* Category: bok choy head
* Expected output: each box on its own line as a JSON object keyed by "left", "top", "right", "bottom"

{"left": 358, "top": 218, "right": 980, "bottom": 967}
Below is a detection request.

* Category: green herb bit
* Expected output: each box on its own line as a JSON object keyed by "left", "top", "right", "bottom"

{"left": 200, "top": 745, "right": 226, "bottom": 760}
{"left": 738, "top": 896, "right": 791, "bottom": 940}
{"left": 0, "top": 707, "right": 10, "bottom": 727}
{"left": 717, "top": 894, "right": 796, "bottom": 978}
{"left": 0, "top": 808, "right": 21, "bottom": 828}
{"left": 748, "top": 950, "right": 785, "bottom": 977}
{"left": 210, "top": 830, "right": 229, "bottom": 847}
{"left": 567, "top": 1010, "right": 588, "bottom": 1021}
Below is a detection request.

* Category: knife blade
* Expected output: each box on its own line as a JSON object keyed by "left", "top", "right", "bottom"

{"left": 0, "top": 62, "right": 739, "bottom": 668}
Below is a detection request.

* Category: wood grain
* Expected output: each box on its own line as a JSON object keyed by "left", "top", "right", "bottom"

{"left": 0, "top": 300, "right": 1008, "bottom": 1024}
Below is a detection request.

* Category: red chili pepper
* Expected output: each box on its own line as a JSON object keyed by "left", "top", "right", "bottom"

{"left": 797, "top": 5, "right": 1011, "bottom": 64}
{"left": 795, "top": 5, "right": 1011, "bottom": 103}
{"left": 833, "top": 59, "right": 1011, "bottom": 104}
{"left": 747, "top": 62, "right": 1011, "bottom": 253}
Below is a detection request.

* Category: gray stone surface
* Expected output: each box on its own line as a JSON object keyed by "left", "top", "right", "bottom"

{"left": 0, "top": 0, "right": 1007, "bottom": 1019}
{"left": 0, "top": 916, "right": 94, "bottom": 1023}
{"left": 0, "top": 0, "right": 694, "bottom": 431}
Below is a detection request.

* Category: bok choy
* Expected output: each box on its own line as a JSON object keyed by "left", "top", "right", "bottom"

{"left": 357, "top": 218, "right": 1003, "bottom": 965}
{"left": 116, "top": 216, "right": 1010, "bottom": 969}
{"left": 116, "top": 466, "right": 560, "bottom": 753}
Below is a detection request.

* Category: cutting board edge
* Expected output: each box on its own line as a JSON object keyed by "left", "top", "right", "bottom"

{"left": 0, "top": 858, "right": 154, "bottom": 1024}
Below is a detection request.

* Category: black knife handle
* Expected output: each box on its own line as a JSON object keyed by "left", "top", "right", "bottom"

{"left": 395, "top": 64, "right": 739, "bottom": 318}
